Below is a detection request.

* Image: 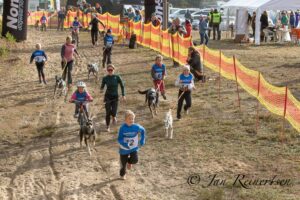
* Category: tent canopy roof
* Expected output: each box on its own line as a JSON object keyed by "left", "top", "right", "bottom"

{"left": 223, "top": 0, "right": 300, "bottom": 11}
{"left": 222, "top": 0, "right": 272, "bottom": 10}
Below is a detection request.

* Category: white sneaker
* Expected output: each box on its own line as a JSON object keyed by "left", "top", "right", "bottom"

{"left": 120, "top": 175, "right": 126, "bottom": 180}
{"left": 185, "top": 109, "right": 189, "bottom": 115}
{"left": 107, "top": 127, "right": 110, "bottom": 132}
{"left": 74, "top": 113, "right": 79, "bottom": 118}
{"left": 112, "top": 117, "right": 117, "bottom": 125}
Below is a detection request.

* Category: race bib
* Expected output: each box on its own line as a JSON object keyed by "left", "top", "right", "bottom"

{"left": 124, "top": 136, "right": 138, "bottom": 149}
{"left": 35, "top": 56, "right": 45, "bottom": 63}
{"left": 155, "top": 72, "right": 162, "bottom": 80}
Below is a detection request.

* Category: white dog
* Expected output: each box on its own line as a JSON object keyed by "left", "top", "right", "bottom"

{"left": 164, "top": 109, "right": 173, "bottom": 139}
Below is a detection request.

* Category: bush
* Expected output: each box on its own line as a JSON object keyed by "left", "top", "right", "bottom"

{"left": 0, "top": 46, "right": 8, "bottom": 57}
{"left": 6, "top": 32, "right": 16, "bottom": 43}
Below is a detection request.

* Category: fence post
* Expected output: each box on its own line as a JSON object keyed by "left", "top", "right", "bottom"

{"left": 233, "top": 55, "right": 241, "bottom": 111}
{"left": 256, "top": 72, "right": 261, "bottom": 134}
{"left": 218, "top": 50, "right": 221, "bottom": 101}
{"left": 281, "top": 86, "right": 288, "bottom": 142}
{"left": 203, "top": 45, "right": 206, "bottom": 65}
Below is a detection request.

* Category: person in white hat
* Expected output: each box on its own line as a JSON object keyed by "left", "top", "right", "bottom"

{"left": 175, "top": 65, "right": 195, "bottom": 120}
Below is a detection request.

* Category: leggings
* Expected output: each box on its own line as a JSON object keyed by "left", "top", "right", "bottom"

{"left": 177, "top": 90, "right": 192, "bottom": 119}
{"left": 104, "top": 95, "right": 118, "bottom": 127}
{"left": 91, "top": 30, "right": 98, "bottom": 45}
{"left": 36, "top": 62, "right": 46, "bottom": 82}
{"left": 120, "top": 151, "right": 138, "bottom": 177}
{"left": 61, "top": 60, "right": 73, "bottom": 85}
{"left": 102, "top": 47, "right": 112, "bottom": 67}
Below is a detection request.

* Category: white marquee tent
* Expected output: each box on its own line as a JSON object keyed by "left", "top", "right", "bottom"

{"left": 223, "top": 0, "right": 300, "bottom": 45}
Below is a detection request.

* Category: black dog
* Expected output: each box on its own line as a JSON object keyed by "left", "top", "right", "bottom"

{"left": 79, "top": 118, "right": 96, "bottom": 156}
{"left": 138, "top": 88, "right": 159, "bottom": 118}
{"left": 53, "top": 75, "right": 67, "bottom": 98}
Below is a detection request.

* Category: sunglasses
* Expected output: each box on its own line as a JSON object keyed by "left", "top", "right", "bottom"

{"left": 107, "top": 69, "right": 114, "bottom": 72}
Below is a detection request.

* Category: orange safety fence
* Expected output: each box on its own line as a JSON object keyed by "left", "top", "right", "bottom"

{"left": 141, "top": 23, "right": 151, "bottom": 48}
{"left": 97, "top": 13, "right": 107, "bottom": 31}
{"left": 160, "top": 30, "right": 172, "bottom": 58}
{"left": 171, "top": 33, "right": 180, "bottom": 63}
{"left": 150, "top": 25, "right": 161, "bottom": 52}
{"left": 131, "top": 21, "right": 143, "bottom": 44}
{"left": 107, "top": 13, "right": 120, "bottom": 35}
{"left": 178, "top": 35, "right": 193, "bottom": 65}
{"left": 26, "top": 11, "right": 300, "bottom": 133}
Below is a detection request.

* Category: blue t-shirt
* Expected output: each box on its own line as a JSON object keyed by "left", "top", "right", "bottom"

{"left": 118, "top": 123, "right": 146, "bottom": 155}
{"left": 180, "top": 73, "right": 193, "bottom": 86}
{"left": 152, "top": 64, "right": 166, "bottom": 80}
{"left": 104, "top": 34, "right": 114, "bottom": 48}
{"left": 72, "top": 21, "right": 81, "bottom": 31}
{"left": 30, "top": 50, "right": 47, "bottom": 63}
{"left": 75, "top": 91, "right": 87, "bottom": 102}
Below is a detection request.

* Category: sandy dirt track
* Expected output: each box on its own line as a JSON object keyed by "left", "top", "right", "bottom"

{"left": 0, "top": 29, "right": 299, "bottom": 200}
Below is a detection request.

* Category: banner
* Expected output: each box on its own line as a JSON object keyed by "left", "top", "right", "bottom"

{"left": 144, "top": 0, "right": 164, "bottom": 24}
{"left": 2, "top": 0, "right": 28, "bottom": 41}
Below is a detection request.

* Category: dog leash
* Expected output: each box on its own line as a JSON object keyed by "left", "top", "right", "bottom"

{"left": 170, "top": 90, "right": 186, "bottom": 110}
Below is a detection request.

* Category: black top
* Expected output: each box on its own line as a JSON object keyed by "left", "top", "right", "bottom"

{"left": 89, "top": 18, "right": 105, "bottom": 31}
{"left": 187, "top": 51, "right": 202, "bottom": 73}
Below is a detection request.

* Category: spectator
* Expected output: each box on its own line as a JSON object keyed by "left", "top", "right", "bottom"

{"left": 187, "top": 46, "right": 204, "bottom": 82}
{"left": 260, "top": 11, "right": 269, "bottom": 41}
{"left": 95, "top": 3, "right": 102, "bottom": 14}
{"left": 251, "top": 12, "right": 256, "bottom": 38}
{"left": 184, "top": 19, "right": 192, "bottom": 38}
{"left": 128, "top": 8, "right": 135, "bottom": 20}
{"left": 199, "top": 15, "right": 209, "bottom": 45}
{"left": 296, "top": 11, "right": 300, "bottom": 27}
{"left": 281, "top": 11, "right": 289, "bottom": 26}
{"left": 290, "top": 11, "right": 296, "bottom": 28}
{"left": 212, "top": 9, "right": 222, "bottom": 40}
{"left": 207, "top": 9, "right": 214, "bottom": 39}
{"left": 133, "top": 10, "right": 142, "bottom": 22}
{"left": 151, "top": 14, "right": 161, "bottom": 27}
{"left": 168, "top": 18, "right": 186, "bottom": 67}
{"left": 185, "top": 10, "right": 193, "bottom": 23}
{"left": 57, "top": 7, "right": 66, "bottom": 31}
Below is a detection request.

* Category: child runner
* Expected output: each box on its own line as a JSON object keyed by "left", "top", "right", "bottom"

{"left": 71, "top": 17, "right": 83, "bottom": 47}
{"left": 69, "top": 81, "right": 93, "bottom": 118}
{"left": 118, "top": 110, "right": 146, "bottom": 180}
{"left": 30, "top": 43, "right": 48, "bottom": 84}
{"left": 40, "top": 13, "right": 47, "bottom": 31}
{"left": 102, "top": 29, "right": 114, "bottom": 68}
{"left": 175, "top": 65, "right": 195, "bottom": 120}
{"left": 151, "top": 55, "right": 167, "bottom": 100}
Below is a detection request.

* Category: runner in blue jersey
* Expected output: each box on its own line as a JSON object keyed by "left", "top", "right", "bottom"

{"left": 118, "top": 110, "right": 146, "bottom": 180}
{"left": 102, "top": 29, "right": 114, "bottom": 68}
{"left": 175, "top": 65, "right": 195, "bottom": 120}
{"left": 30, "top": 43, "right": 48, "bottom": 84}
{"left": 71, "top": 17, "right": 83, "bottom": 47}
{"left": 151, "top": 55, "right": 167, "bottom": 100}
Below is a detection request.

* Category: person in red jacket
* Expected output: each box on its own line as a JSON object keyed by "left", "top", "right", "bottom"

{"left": 184, "top": 19, "right": 192, "bottom": 38}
